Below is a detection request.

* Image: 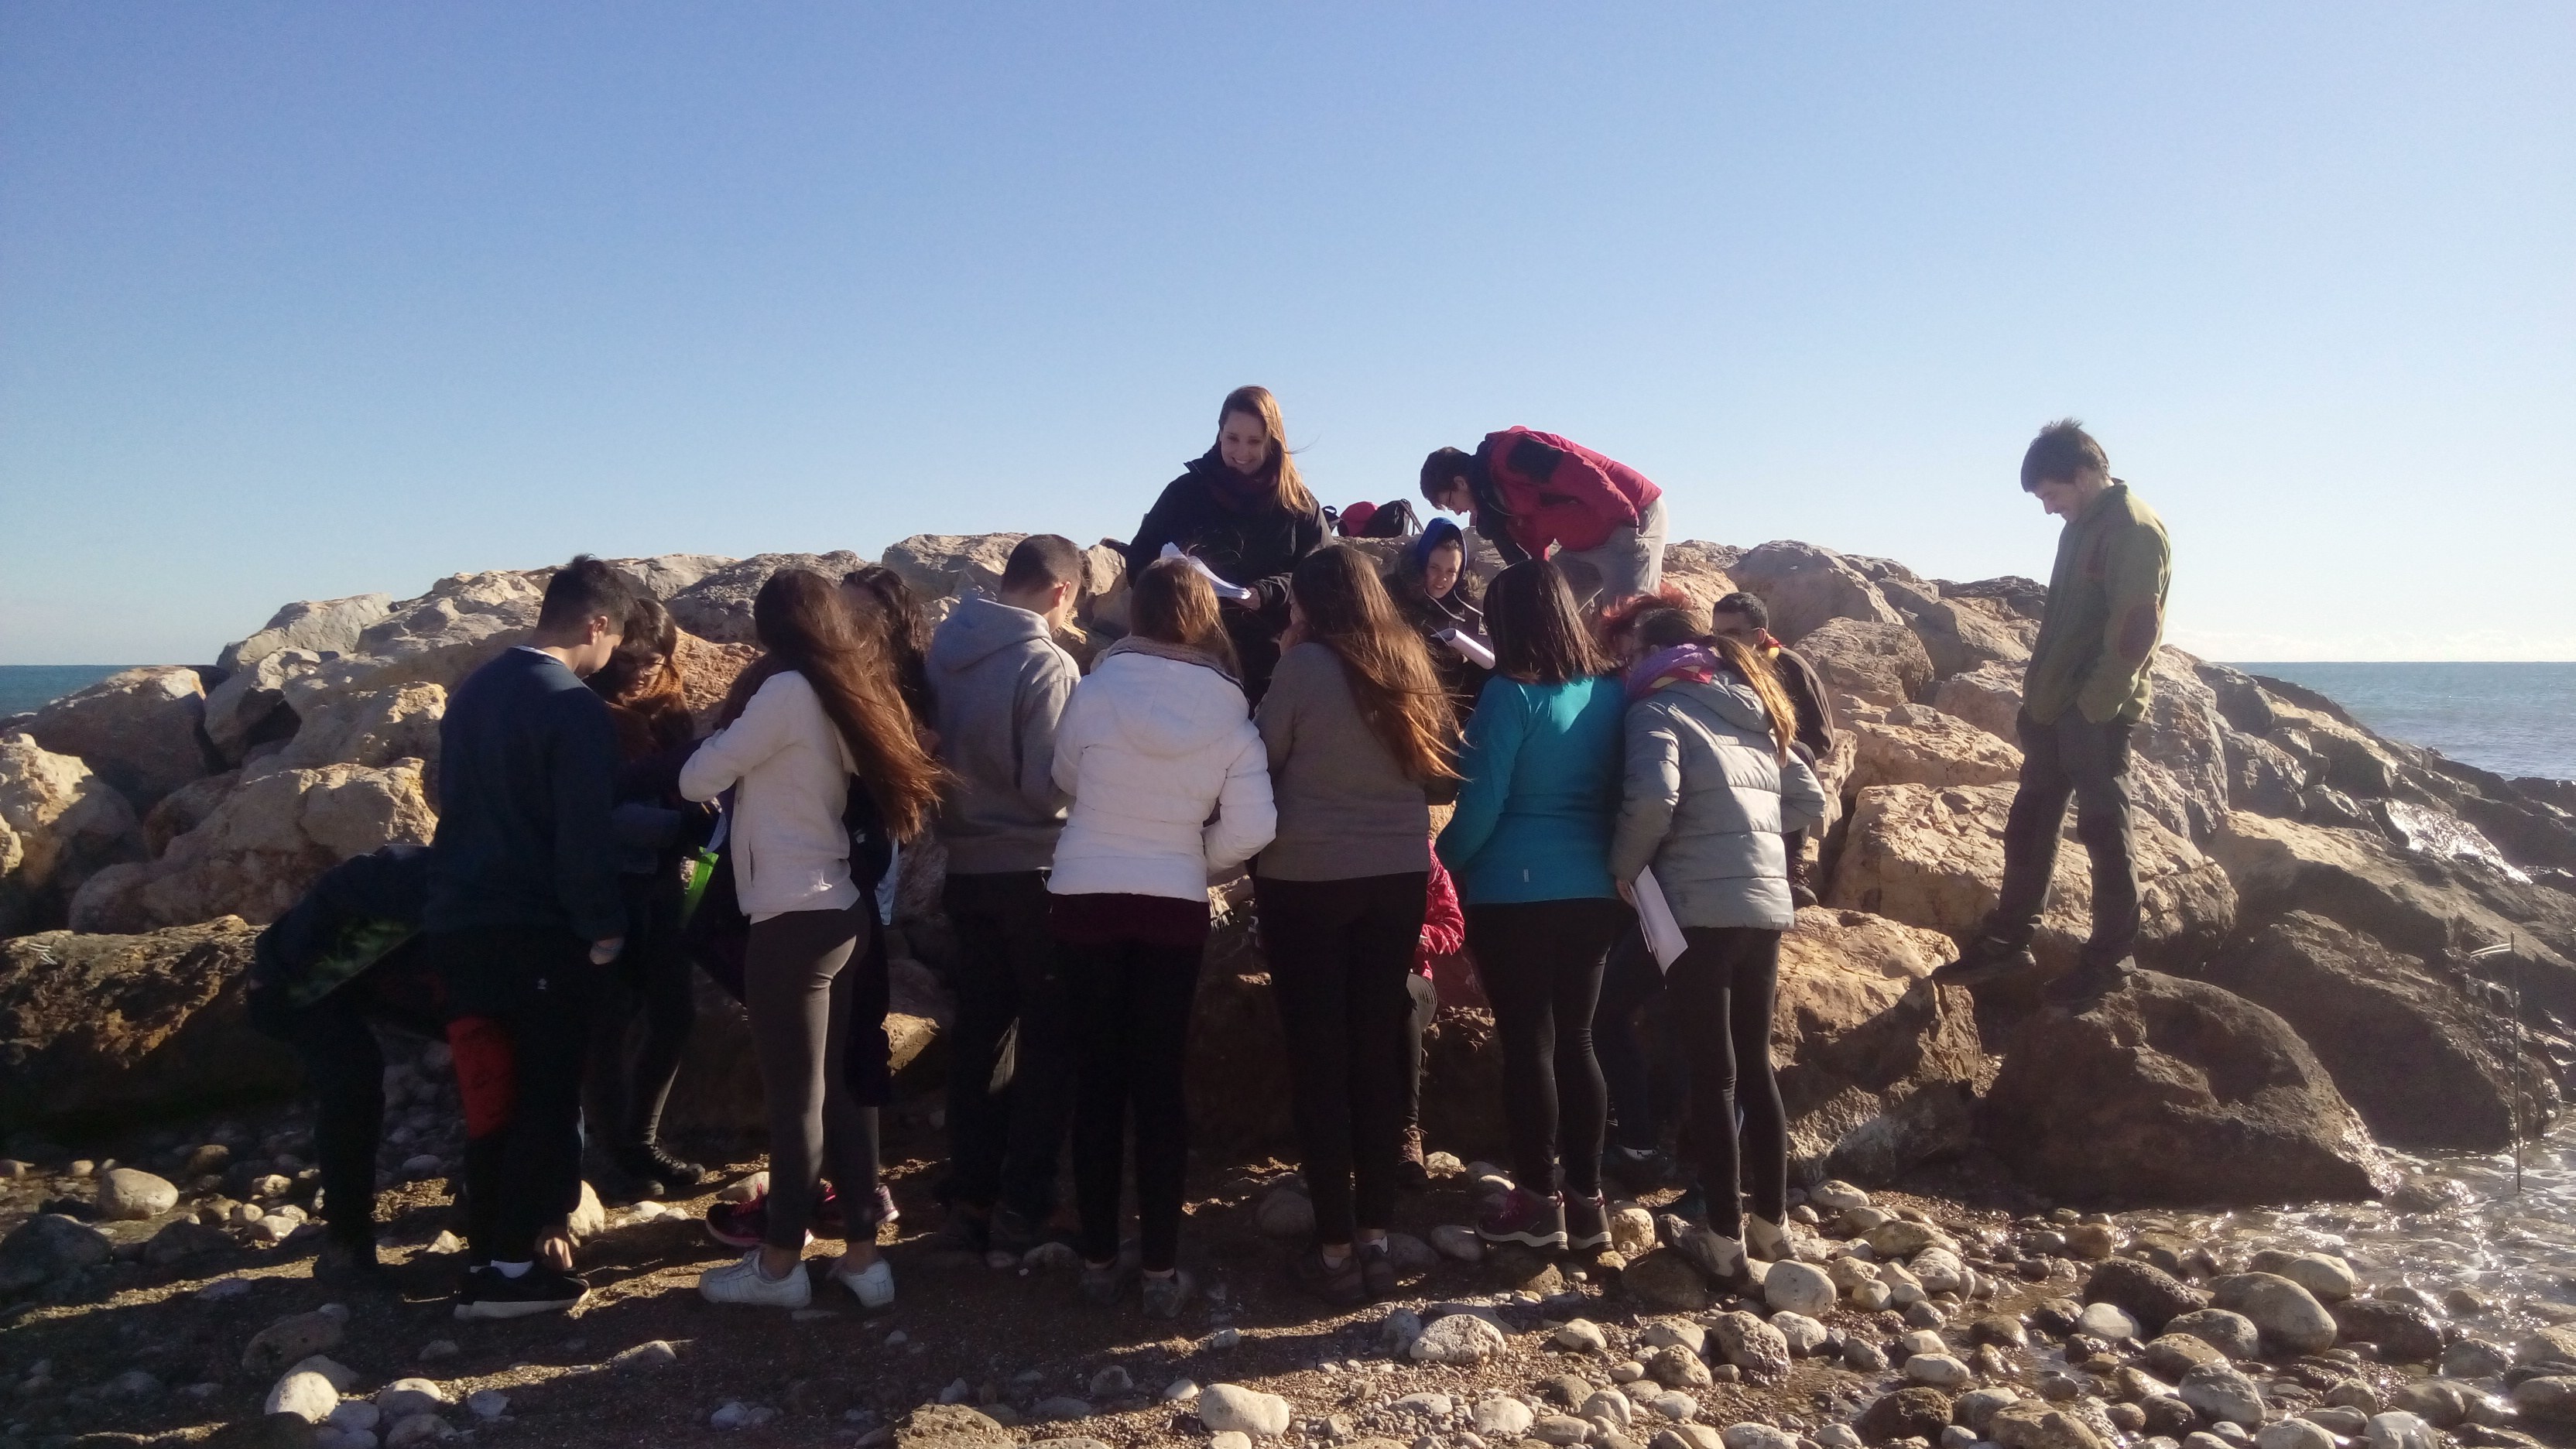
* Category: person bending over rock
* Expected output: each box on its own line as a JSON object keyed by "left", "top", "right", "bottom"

{"left": 1932, "top": 420, "right": 2171, "bottom": 1007}
{"left": 1419, "top": 427, "right": 1667, "bottom": 602}
{"left": 247, "top": 844, "right": 444, "bottom": 1288}
{"left": 1707, "top": 591, "right": 1836, "bottom": 907}
{"left": 1123, "top": 385, "right": 1327, "bottom": 706}
{"left": 426, "top": 554, "right": 637, "bottom": 1320}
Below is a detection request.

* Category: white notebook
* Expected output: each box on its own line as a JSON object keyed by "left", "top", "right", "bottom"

{"left": 1632, "top": 866, "right": 1688, "bottom": 971}
{"left": 1435, "top": 627, "right": 1496, "bottom": 670}
{"left": 1159, "top": 543, "right": 1256, "bottom": 602}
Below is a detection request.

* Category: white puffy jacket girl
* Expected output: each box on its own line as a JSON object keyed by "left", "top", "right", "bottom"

{"left": 1050, "top": 641, "right": 1276, "bottom": 899}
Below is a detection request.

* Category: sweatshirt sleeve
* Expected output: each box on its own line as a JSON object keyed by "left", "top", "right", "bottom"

{"left": 1776, "top": 745, "right": 1829, "bottom": 838}
{"left": 1016, "top": 648, "right": 1079, "bottom": 814}
{"left": 1202, "top": 724, "right": 1278, "bottom": 875}
{"left": 1435, "top": 680, "right": 1525, "bottom": 872}
{"left": 1608, "top": 700, "right": 1684, "bottom": 885}
{"left": 1050, "top": 677, "right": 1097, "bottom": 799}
{"left": 2076, "top": 517, "right": 2172, "bottom": 724}
{"left": 677, "top": 677, "right": 792, "bottom": 803}
{"left": 550, "top": 694, "right": 628, "bottom": 944}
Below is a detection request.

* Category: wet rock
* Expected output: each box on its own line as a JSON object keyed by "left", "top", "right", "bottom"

{"left": 2168, "top": 1309, "right": 2262, "bottom": 1360}
{"left": 2180, "top": 1363, "right": 2266, "bottom": 1427}
{"left": 2362, "top": 1413, "right": 2435, "bottom": 1449}
{"left": 1861, "top": 1388, "right": 1957, "bottom": 1445}
{"left": 1958, "top": 1389, "right": 2022, "bottom": 1434}
{"left": 1708, "top": 1311, "right": 1790, "bottom": 1381}
{"left": 2246, "top": 1250, "right": 2357, "bottom": 1303}
{"left": 2446, "top": 1338, "right": 2513, "bottom": 1379}
{"left": 1845, "top": 1339, "right": 1892, "bottom": 1372}
{"left": 2256, "top": 1423, "right": 2336, "bottom": 1449}
{"left": 2144, "top": 1334, "right": 2227, "bottom": 1379}
{"left": 2212, "top": 1274, "right": 2338, "bottom": 1356}
{"left": 2079, "top": 1303, "right": 2141, "bottom": 1343}
{"left": 2085, "top": 1259, "right": 2209, "bottom": 1334}
{"left": 2334, "top": 1299, "right": 2442, "bottom": 1363}
{"left": 244, "top": 1310, "right": 346, "bottom": 1374}
{"left": 1624, "top": 1249, "right": 1717, "bottom": 1311}
{"left": 2509, "top": 1377, "right": 2576, "bottom": 1424}
{"left": 1411, "top": 1313, "right": 1506, "bottom": 1365}
{"left": 2386, "top": 1381, "right": 2472, "bottom": 1429}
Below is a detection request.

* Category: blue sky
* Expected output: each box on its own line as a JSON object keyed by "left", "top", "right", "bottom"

{"left": 3, "top": 3, "right": 2569, "bottom": 664}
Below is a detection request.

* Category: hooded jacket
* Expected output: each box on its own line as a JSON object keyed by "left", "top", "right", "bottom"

{"left": 252, "top": 844, "right": 431, "bottom": 1009}
{"left": 2023, "top": 481, "right": 2170, "bottom": 726}
{"left": 1468, "top": 426, "right": 1663, "bottom": 561}
{"left": 1608, "top": 659, "right": 1829, "bottom": 932}
{"left": 1435, "top": 673, "right": 1626, "bottom": 905}
{"left": 1049, "top": 641, "right": 1277, "bottom": 901}
{"left": 927, "top": 593, "right": 1081, "bottom": 875}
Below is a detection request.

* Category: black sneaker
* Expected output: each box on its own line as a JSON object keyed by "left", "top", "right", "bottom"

{"left": 1292, "top": 1246, "right": 1366, "bottom": 1307}
{"left": 1564, "top": 1193, "right": 1612, "bottom": 1252}
{"left": 1930, "top": 935, "right": 2041, "bottom": 989}
{"left": 453, "top": 1263, "right": 590, "bottom": 1321}
{"left": 1601, "top": 1143, "right": 1677, "bottom": 1194}
{"left": 2045, "top": 956, "right": 2137, "bottom": 1009}
{"left": 618, "top": 1141, "right": 707, "bottom": 1192}
{"left": 1358, "top": 1238, "right": 1399, "bottom": 1299}
{"left": 1478, "top": 1188, "right": 1567, "bottom": 1249}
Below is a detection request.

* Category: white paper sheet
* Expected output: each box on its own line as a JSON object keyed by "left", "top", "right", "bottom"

{"left": 1158, "top": 543, "right": 1257, "bottom": 602}
{"left": 1435, "top": 627, "right": 1496, "bottom": 670}
{"left": 1632, "top": 865, "right": 1688, "bottom": 971}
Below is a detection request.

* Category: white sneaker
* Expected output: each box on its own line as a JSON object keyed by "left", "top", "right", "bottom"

{"left": 834, "top": 1254, "right": 895, "bottom": 1309}
{"left": 699, "top": 1249, "right": 812, "bottom": 1308}
{"left": 1745, "top": 1214, "right": 1790, "bottom": 1262}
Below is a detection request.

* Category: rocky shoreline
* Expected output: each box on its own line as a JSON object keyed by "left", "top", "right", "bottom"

{"left": 5, "top": 532, "right": 2576, "bottom": 1447}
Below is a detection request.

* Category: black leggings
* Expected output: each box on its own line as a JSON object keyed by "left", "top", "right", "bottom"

{"left": 1464, "top": 898, "right": 1628, "bottom": 1199}
{"left": 743, "top": 903, "right": 882, "bottom": 1250}
{"left": 1256, "top": 872, "right": 1427, "bottom": 1245}
{"left": 585, "top": 872, "right": 694, "bottom": 1156}
{"left": 1060, "top": 933, "right": 1202, "bottom": 1272}
{"left": 1667, "top": 925, "right": 1786, "bottom": 1236}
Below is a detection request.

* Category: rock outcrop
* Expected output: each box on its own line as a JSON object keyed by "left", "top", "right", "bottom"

{"left": 1982, "top": 971, "right": 2396, "bottom": 1204}
{"left": 665, "top": 552, "right": 869, "bottom": 644}
{"left": 0, "top": 917, "right": 298, "bottom": 1130}
{"left": 0, "top": 735, "right": 145, "bottom": 937}
{"left": 216, "top": 594, "right": 395, "bottom": 673}
{"left": 1774, "top": 909, "right": 1995, "bottom": 1182}
{"left": 23, "top": 666, "right": 216, "bottom": 810}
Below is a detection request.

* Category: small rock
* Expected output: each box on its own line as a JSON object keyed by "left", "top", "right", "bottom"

{"left": 1206, "top": 1327, "right": 1244, "bottom": 1351}
{"left": 1430, "top": 1225, "right": 1485, "bottom": 1262}
{"left": 466, "top": 1390, "right": 509, "bottom": 1420}
{"left": 1610, "top": 1207, "right": 1659, "bottom": 1258}
{"left": 1958, "top": 1388, "right": 2023, "bottom": 1434}
{"left": 1845, "top": 1339, "right": 1891, "bottom": 1372}
{"left": 1646, "top": 1392, "right": 1697, "bottom": 1423}
{"left": 1257, "top": 1187, "right": 1316, "bottom": 1238}
{"left": 385, "top": 1413, "right": 455, "bottom": 1446}
{"left": 244, "top": 1310, "right": 346, "bottom": 1373}
{"left": 331, "top": 1403, "right": 384, "bottom": 1433}
{"left": 1811, "top": 1180, "right": 1871, "bottom": 1211}
{"left": 1201, "top": 1384, "right": 1295, "bottom": 1437}
{"left": 1816, "top": 1428, "right": 1864, "bottom": 1449}
{"left": 1899, "top": 1330, "right": 1947, "bottom": 1357}
{"left": 97, "top": 1167, "right": 180, "bottom": 1221}
{"left": 0, "top": 1213, "right": 112, "bottom": 1291}
{"left": 1852, "top": 1279, "right": 1896, "bottom": 1311}
{"left": 1625, "top": 1249, "right": 1717, "bottom": 1311}
{"left": 1474, "top": 1396, "right": 1536, "bottom": 1438}
{"left": 1581, "top": 1390, "right": 1632, "bottom": 1430}
{"left": 1425, "top": 1151, "right": 1464, "bottom": 1176}
{"left": 2064, "top": 1223, "right": 2119, "bottom": 1260}
{"left": 1868, "top": 1219, "right": 1956, "bottom": 1259}
{"left": 2167, "top": 1309, "right": 2263, "bottom": 1361}
{"left": 2079, "top": 1303, "right": 2142, "bottom": 1343}
{"left": 2144, "top": 1333, "right": 2227, "bottom": 1378}
{"left": 1412, "top": 1313, "right": 1507, "bottom": 1365}
{"left": 1860, "top": 1387, "right": 1956, "bottom": 1444}
{"left": 1533, "top": 1414, "right": 1595, "bottom": 1446}
{"left": 375, "top": 1379, "right": 449, "bottom": 1418}
{"left": 1908, "top": 1355, "right": 1971, "bottom": 1390}
{"left": 2248, "top": 1251, "right": 2357, "bottom": 1303}
{"left": 1765, "top": 1260, "right": 1837, "bottom": 1317}
{"left": 1638, "top": 1320, "right": 1707, "bottom": 1355}
{"left": 103, "top": 1368, "right": 164, "bottom": 1398}
{"left": 2512, "top": 1376, "right": 2576, "bottom": 1423}
{"left": 711, "top": 1402, "right": 772, "bottom": 1430}
{"left": 268, "top": 1370, "right": 341, "bottom": 1423}
{"left": 1556, "top": 1319, "right": 1611, "bottom": 1354}
{"left": 1213, "top": 1435, "right": 1255, "bottom": 1449}
{"left": 1647, "top": 1345, "right": 1712, "bottom": 1389}
{"left": 1162, "top": 1377, "right": 1200, "bottom": 1401}
{"left": 1386, "top": 1231, "right": 1440, "bottom": 1277}
{"left": 1382, "top": 1307, "right": 1426, "bottom": 1355}
{"left": 1088, "top": 1366, "right": 1132, "bottom": 1398}
{"left": 2386, "top": 1382, "right": 2470, "bottom": 1430}
{"left": 287, "top": 1356, "right": 360, "bottom": 1392}
{"left": 2211, "top": 1274, "right": 2338, "bottom": 1356}
{"left": 2362, "top": 1413, "right": 2434, "bottom": 1449}
{"left": 1655, "top": 1430, "right": 1725, "bottom": 1449}
{"left": 1029, "top": 1396, "right": 1092, "bottom": 1420}
{"left": 1988, "top": 1401, "right": 2107, "bottom": 1449}
{"left": 2179, "top": 1363, "right": 2266, "bottom": 1428}
{"left": 1720, "top": 1426, "right": 1800, "bottom": 1449}
{"left": 1611, "top": 1360, "right": 1646, "bottom": 1383}
{"left": 2334, "top": 1299, "right": 2444, "bottom": 1364}
{"left": 2256, "top": 1423, "right": 2335, "bottom": 1449}
{"left": 417, "top": 1340, "right": 461, "bottom": 1364}
{"left": 145, "top": 1218, "right": 232, "bottom": 1266}
{"left": 1707, "top": 1311, "right": 1790, "bottom": 1381}
{"left": 2446, "top": 1338, "right": 2513, "bottom": 1379}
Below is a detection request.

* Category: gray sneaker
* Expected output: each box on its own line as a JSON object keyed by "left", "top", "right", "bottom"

{"left": 1930, "top": 935, "right": 2040, "bottom": 988}
{"left": 1139, "top": 1268, "right": 1194, "bottom": 1319}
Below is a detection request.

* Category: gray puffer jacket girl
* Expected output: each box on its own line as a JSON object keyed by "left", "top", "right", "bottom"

{"left": 1607, "top": 664, "right": 1828, "bottom": 931}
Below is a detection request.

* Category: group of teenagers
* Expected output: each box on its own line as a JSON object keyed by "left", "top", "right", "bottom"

{"left": 247, "top": 385, "right": 2174, "bottom": 1327}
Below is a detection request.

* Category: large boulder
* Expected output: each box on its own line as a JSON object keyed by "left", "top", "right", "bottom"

{"left": 1982, "top": 971, "right": 2396, "bottom": 1205}
{"left": 1931, "top": 662, "right": 2026, "bottom": 742}
{"left": 0, "top": 918, "right": 298, "bottom": 1130}
{"left": 1873, "top": 574, "right": 2033, "bottom": 680}
{"left": 659, "top": 966, "right": 946, "bottom": 1143}
{"left": 673, "top": 631, "right": 764, "bottom": 731}
{"left": 2196, "top": 911, "right": 2557, "bottom": 1150}
{"left": 1729, "top": 541, "right": 1904, "bottom": 644}
{"left": 1845, "top": 705, "right": 2025, "bottom": 795}
{"left": 879, "top": 535, "right": 1029, "bottom": 604}
{"left": 252, "top": 683, "right": 446, "bottom": 788}
{"left": 70, "top": 759, "right": 434, "bottom": 932}
{"left": 203, "top": 649, "right": 324, "bottom": 764}
{"left": 142, "top": 770, "right": 241, "bottom": 857}
{"left": 1776, "top": 908, "right": 1996, "bottom": 1183}
{"left": 0, "top": 735, "right": 145, "bottom": 936}
{"left": 2132, "top": 650, "right": 2232, "bottom": 843}
{"left": 1824, "top": 783, "right": 2238, "bottom": 972}
{"left": 216, "top": 594, "right": 395, "bottom": 673}
{"left": 25, "top": 666, "right": 216, "bottom": 810}
{"left": 664, "top": 552, "right": 869, "bottom": 644}
{"left": 1798, "top": 620, "right": 1935, "bottom": 711}
{"left": 604, "top": 553, "right": 734, "bottom": 601}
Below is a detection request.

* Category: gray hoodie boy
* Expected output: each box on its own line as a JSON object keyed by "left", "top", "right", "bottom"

{"left": 927, "top": 592, "right": 1081, "bottom": 875}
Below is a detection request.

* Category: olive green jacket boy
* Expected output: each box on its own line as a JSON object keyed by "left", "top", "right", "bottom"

{"left": 2022, "top": 482, "right": 2170, "bottom": 726}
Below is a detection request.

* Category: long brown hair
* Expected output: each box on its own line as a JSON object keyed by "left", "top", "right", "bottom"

{"left": 733, "top": 568, "right": 944, "bottom": 841}
{"left": 840, "top": 566, "right": 932, "bottom": 724}
{"left": 1635, "top": 607, "right": 1800, "bottom": 763}
{"left": 1130, "top": 557, "right": 1240, "bottom": 676}
{"left": 1217, "top": 385, "right": 1317, "bottom": 516}
{"left": 1485, "top": 559, "right": 1606, "bottom": 685}
{"left": 590, "top": 593, "right": 694, "bottom": 759}
{"left": 1290, "top": 547, "right": 1459, "bottom": 782}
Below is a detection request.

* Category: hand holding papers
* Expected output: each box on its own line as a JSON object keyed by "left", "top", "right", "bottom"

{"left": 1159, "top": 543, "right": 1256, "bottom": 603}
{"left": 1434, "top": 628, "right": 1496, "bottom": 670}
{"left": 1630, "top": 866, "right": 1688, "bottom": 971}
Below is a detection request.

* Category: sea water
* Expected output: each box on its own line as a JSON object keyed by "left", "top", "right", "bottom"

{"left": 0, "top": 665, "right": 135, "bottom": 719}
{"left": 2236, "top": 662, "right": 2576, "bottom": 784}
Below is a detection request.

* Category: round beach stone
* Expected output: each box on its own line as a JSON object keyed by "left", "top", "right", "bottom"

{"left": 97, "top": 1167, "right": 180, "bottom": 1221}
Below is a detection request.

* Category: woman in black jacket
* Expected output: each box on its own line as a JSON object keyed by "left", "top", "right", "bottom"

{"left": 1123, "top": 385, "right": 1326, "bottom": 704}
